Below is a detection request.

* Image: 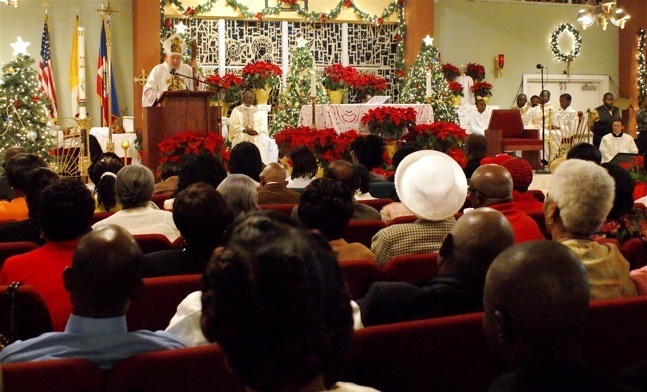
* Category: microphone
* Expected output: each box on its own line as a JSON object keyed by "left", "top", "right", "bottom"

{"left": 170, "top": 68, "right": 176, "bottom": 75}
{"left": 536, "top": 64, "right": 545, "bottom": 69}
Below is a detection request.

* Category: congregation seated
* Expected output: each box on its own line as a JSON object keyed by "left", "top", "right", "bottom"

{"left": 162, "top": 153, "right": 228, "bottom": 210}
{"left": 351, "top": 135, "right": 388, "bottom": 182}
{"left": 87, "top": 152, "right": 123, "bottom": 213}
{"left": 463, "top": 133, "right": 488, "bottom": 180}
{"left": 287, "top": 145, "right": 317, "bottom": 189}
{"left": 499, "top": 157, "right": 544, "bottom": 212}
{"left": 200, "top": 213, "right": 376, "bottom": 392}
{"left": 359, "top": 208, "right": 513, "bottom": 327}
{"left": 353, "top": 164, "right": 376, "bottom": 200}
{"left": 595, "top": 163, "right": 647, "bottom": 243}
{"left": 371, "top": 151, "right": 465, "bottom": 266}
{"left": 469, "top": 164, "right": 545, "bottom": 243}
{"left": 298, "top": 178, "right": 376, "bottom": 263}
{"left": 0, "top": 167, "right": 59, "bottom": 245}
{"left": 257, "top": 162, "right": 300, "bottom": 205}
{"left": 545, "top": 159, "right": 637, "bottom": 300}
{"left": 228, "top": 141, "right": 264, "bottom": 187}
{"left": 143, "top": 183, "right": 235, "bottom": 278}
{"left": 0, "top": 179, "right": 95, "bottom": 331}
{"left": 153, "top": 162, "right": 181, "bottom": 195}
{"left": 217, "top": 174, "right": 260, "bottom": 217}
{"left": 93, "top": 165, "right": 180, "bottom": 243}
{"left": 484, "top": 241, "right": 630, "bottom": 391}
{"left": 0, "top": 153, "right": 48, "bottom": 221}
{"left": 292, "top": 160, "right": 381, "bottom": 222}
{"left": 0, "top": 225, "right": 185, "bottom": 370}
{"left": 0, "top": 146, "right": 27, "bottom": 201}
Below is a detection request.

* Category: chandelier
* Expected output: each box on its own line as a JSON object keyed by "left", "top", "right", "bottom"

{"left": 577, "top": 1, "right": 630, "bottom": 30}
{"left": 0, "top": 0, "right": 19, "bottom": 8}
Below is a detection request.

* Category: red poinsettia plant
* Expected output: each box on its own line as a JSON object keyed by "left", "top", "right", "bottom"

{"left": 241, "top": 61, "right": 282, "bottom": 89}
{"left": 157, "top": 131, "right": 229, "bottom": 177}
{"left": 471, "top": 81, "right": 494, "bottom": 97}
{"left": 620, "top": 155, "right": 647, "bottom": 183}
{"left": 322, "top": 63, "right": 359, "bottom": 91}
{"left": 448, "top": 81, "right": 464, "bottom": 97}
{"left": 401, "top": 121, "right": 468, "bottom": 167}
{"left": 350, "top": 73, "right": 388, "bottom": 97}
{"left": 465, "top": 63, "right": 486, "bottom": 82}
{"left": 204, "top": 73, "right": 245, "bottom": 103}
{"left": 274, "top": 127, "right": 360, "bottom": 166}
{"left": 441, "top": 63, "right": 460, "bottom": 80}
{"left": 361, "top": 106, "right": 417, "bottom": 138}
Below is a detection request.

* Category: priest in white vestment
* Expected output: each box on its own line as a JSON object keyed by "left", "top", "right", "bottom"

{"left": 229, "top": 89, "right": 269, "bottom": 164}
{"left": 600, "top": 120, "right": 638, "bottom": 163}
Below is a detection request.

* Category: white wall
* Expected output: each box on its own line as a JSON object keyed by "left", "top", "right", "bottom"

{"left": 434, "top": 0, "right": 619, "bottom": 108}
{"left": 0, "top": 0, "right": 133, "bottom": 128}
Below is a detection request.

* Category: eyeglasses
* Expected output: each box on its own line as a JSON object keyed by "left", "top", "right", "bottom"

{"left": 467, "top": 187, "right": 490, "bottom": 199}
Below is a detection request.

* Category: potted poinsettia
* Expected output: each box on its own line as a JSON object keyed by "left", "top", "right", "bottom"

{"left": 471, "top": 81, "right": 493, "bottom": 100}
{"left": 465, "top": 63, "right": 486, "bottom": 82}
{"left": 241, "top": 61, "right": 283, "bottom": 104}
{"left": 273, "top": 126, "right": 359, "bottom": 166}
{"left": 350, "top": 73, "right": 388, "bottom": 102}
{"left": 157, "top": 131, "right": 229, "bottom": 177}
{"left": 360, "top": 106, "right": 417, "bottom": 139}
{"left": 441, "top": 63, "right": 460, "bottom": 81}
{"left": 401, "top": 121, "right": 468, "bottom": 167}
{"left": 448, "top": 81, "right": 463, "bottom": 106}
{"left": 203, "top": 73, "right": 245, "bottom": 116}
{"left": 322, "top": 63, "right": 359, "bottom": 104}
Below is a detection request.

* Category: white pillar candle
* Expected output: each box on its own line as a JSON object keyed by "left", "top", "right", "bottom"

{"left": 77, "top": 27, "right": 87, "bottom": 119}
{"left": 310, "top": 69, "right": 317, "bottom": 97}
{"left": 425, "top": 70, "right": 432, "bottom": 98}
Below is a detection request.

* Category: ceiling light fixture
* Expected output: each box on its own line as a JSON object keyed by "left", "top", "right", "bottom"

{"left": 577, "top": 1, "right": 629, "bottom": 30}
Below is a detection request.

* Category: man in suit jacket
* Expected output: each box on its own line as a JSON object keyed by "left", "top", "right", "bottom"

{"left": 592, "top": 92, "right": 622, "bottom": 148}
{"left": 257, "top": 163, "right": 301, "bottom": 205}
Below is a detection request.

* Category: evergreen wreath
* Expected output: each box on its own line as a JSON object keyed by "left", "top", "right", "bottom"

{"left": 550, "top": 23, "right": 582, "bottom": 62}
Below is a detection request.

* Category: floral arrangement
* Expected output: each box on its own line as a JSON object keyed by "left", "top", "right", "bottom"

{"left": 322, "top": 63, "right": 359, "bottom": 91}
{"left": 465, "top": 63, "right": 485, "bottom": 82}
{"left": 448, "top": 81, "right": 464, "bottom": 96}
{"left": 241, "top": 61, "right": 283, "bottom": 89}
{"left": 157, "top": 131, "right": 229, "bottom": 177}
{"left": 471, "top": 81, "right": 494, "bottom": 98}
{"left": 620, "top": 155, "right": 647, "bottom": 183}
{"left": 441, "top": 63, "right": 460, "bottom": 80}
{"left": 401, "top": 121, "right": 468, "bottom": 167}
{"left": 350, "top": 73, "right": 388, "bottom": 97}
{"left": 203, "top": 73, "right": 246, "bottom": 103}
{"left": 274, "top": 126, "right": 359, "bottom": 166}
{"left": 361, "top": 106, "right": 417, "bottom": 139}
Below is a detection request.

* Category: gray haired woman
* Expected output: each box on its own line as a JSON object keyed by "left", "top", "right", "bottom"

{"left": 216, "top": 174, "right": 259, "bottom": 217}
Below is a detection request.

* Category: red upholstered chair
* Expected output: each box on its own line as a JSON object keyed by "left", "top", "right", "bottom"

{"left": 346, "top": 312, "right": 500, "bottom": 391}
{"left": 485, "top": 110, "right": 543, "bottom": 169}
{"left": 0, "top": 284, "right": 53, "bottom": 343}
{"left": 339, "top": 259, "right": 382, "bottom": 300}
{"left": 584, "top": 296, "right": 647, "bottom": 377}
{"left": 106, "top": 345, "right": 246, "bottom": 392}
{"left": 258, "top": 203, "right": 297, "bottom": 218}
{"left": 621, "top": 237, "right": 647, "bottom": 270}
{"left": 527, "top": 189, "right": 545, "bottom": 203}
{"left": 125, "top": 274, "right": 202, "bottom": 332}
{"left": 381, "top": 253, "right": 439, "bottom": 285}
{"left": 0, "top": 241, "right": 38, "bottom": 270}
{"left": 344, "top": 220, "right": 386, "bottom": 248}
{"left": 90, "top": 211, "right": 114, "bottom": 225}
{"left": 151, "top": 192, "right": 172, "bottom": 210}
{"left": 3, "top": 358, "right": 104, "bottom": 392}
{"left": 133, "top": 233, "right": 172, "bottom": 254}
{"left": 357, "top": 198, "right": 394, "bottom": 212}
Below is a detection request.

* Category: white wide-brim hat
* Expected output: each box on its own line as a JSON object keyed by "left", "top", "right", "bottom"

{"left": 395, "top": 150, "right": 467, "bottom": 221}
{"left": 163, "top": 33, "right": 186, "bottom": 56}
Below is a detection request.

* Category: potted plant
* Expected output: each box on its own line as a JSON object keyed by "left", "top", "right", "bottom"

{"left": 447, "top": 81, "right": 463, "bottom": 106}
{"left": 401, "top": 121, "right": 468, "bottom": 167}
{"left": 157, "top": 131, "right": 229, "bottom": 177}
{"left": 322, "top": 63, "right": 359, "bottom": 104}
{"left": 241, "top": 61, "right": 283, "bottom": 104}
{"left": 203, "top": 73, "right": 246, "bottom": 116}
{"left": 350, "top": 73, "right": 388, "bottom": 102}
{"left": 441, "top": 63, "right": 460, "bottom": 81}
{"left": 360, "top": 106, "right": 417, "bottom": 139}
{"left": 465, "top": 63, "right": 486, "bottom": 82}
{"left": 273, "top": 126, "right": 359, "bottom": 167}
{"left": 471, "top": 81, "right": 493, "bottom": 102}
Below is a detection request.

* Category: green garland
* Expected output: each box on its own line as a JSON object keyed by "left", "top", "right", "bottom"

{"left": 159, "top": 0, "right": 406, "bottom": 80}
{"left": 550, "top": 23, "right": 582, "bottom": 62}
{"left": 639, "top": 28, "right": 646, "bottom": 101}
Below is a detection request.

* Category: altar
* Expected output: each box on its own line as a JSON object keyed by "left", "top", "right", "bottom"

{"left": 298, "top": 104, "right": 434, "bottom": 133}
{"left": 90, "top": 128, "right": 138, "bottom": 159}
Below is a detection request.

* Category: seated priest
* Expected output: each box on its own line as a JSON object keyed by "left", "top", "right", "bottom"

{"left": 142, "top": 33, "right": 198, "bottom": 107}
{"left": 229, "top": 89, "right": 270, "bottom": 164}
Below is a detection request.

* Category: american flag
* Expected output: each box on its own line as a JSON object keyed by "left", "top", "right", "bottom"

{"left": 38, "top": 15, "right": 58, "bottom": 120}
{"left": 97, "top": 21, "right": 119, "bottom": 126}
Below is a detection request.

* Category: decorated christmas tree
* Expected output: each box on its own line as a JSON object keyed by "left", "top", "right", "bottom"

{"left": 399, "top": 36, "right": 457, "bottom": 123}
{"left": 269, "top": 42, "right": 329, "bottom": 135}
{"left": 0, "top": 43, "right": 55, "bottom": 164}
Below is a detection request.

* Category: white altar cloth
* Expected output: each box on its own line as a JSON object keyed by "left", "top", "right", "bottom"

{"left": 90, "top": 127, "right": 138, "bottom": 158}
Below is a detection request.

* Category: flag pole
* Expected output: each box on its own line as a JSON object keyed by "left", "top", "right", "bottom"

{"left": 96, "top": 1, "right": 119, "bottom": 152}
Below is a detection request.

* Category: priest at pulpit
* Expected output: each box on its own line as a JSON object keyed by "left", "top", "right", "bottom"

{"left": 142, "top": 34, "right": 197, "bottom": 107}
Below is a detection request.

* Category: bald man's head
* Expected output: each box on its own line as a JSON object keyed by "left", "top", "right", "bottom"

{"left": 483, "top": 240, "right": 589, "bottom": 367}
{"left": 438, "top": 208, "right": 514, "bottom": 277}
{"left": 469, "top": 164, "right": 513, "bottom": 208}
{"left": 64, "top": 225, "right": 144, "bottom": 317}
{"left": 260, "top": 162, "right": 288, "bottom": 186}
{"left": 324, "top": 160, "right": 359, "bottom": 192}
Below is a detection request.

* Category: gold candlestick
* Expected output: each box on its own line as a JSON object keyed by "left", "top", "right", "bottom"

{"left": 121, "top": 140, "right": 131, "bottom": 165}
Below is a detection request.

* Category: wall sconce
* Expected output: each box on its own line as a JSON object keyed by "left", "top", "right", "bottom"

{"left": 0, "top": 0, "right": 19, "bottom": 8}
{"left": 494, "top": 54, "right": 504, "bottom": 78}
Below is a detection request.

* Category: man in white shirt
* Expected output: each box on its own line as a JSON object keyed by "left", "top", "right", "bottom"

{"left": 529, "top": 90, "right": 555, "bottom": 131}
{"left": 467, "top": 99, "right": 490, "bottom": 135}
{"left": 600, "top": 120, "right": 638, "bottom": 163}
{"left": 142, "top": 34, "right": 198, "bottom": 107}
{"left": 512, "top": 94, "right": 532, "bottom": 125}
{"left": 548, "top": 93, "right": 578, "bottom": 161}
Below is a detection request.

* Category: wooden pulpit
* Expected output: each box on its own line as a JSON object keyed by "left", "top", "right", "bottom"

{"left": 143, "top": 91, "right": 220, "bottom": 173}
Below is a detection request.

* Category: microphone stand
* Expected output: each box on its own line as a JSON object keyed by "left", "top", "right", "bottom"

{"left": 536, "top": 66, "right": 550, "bottom": 174}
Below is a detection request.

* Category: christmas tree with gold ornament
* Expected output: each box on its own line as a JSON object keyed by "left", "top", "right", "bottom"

{"left": 269, "top": 41, "right": 329, "bottom": 136}
{"left": 0, "top": 50, "right": 55, "bottom": 164}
